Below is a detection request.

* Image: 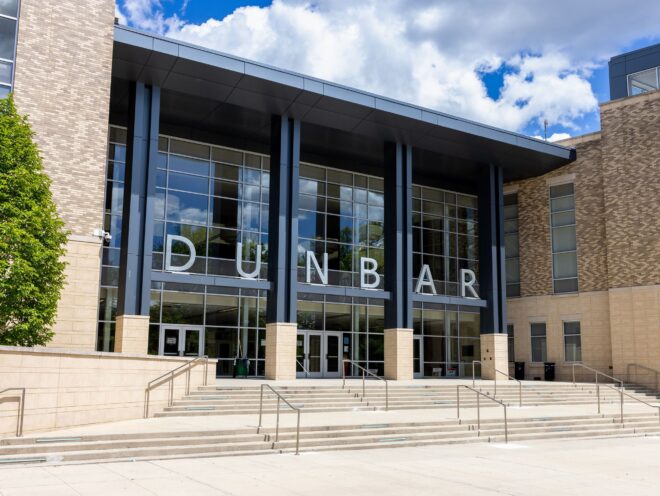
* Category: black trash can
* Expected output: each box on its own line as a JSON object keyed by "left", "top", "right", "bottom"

{"left": 544, "top": 362, "right": 556, "bottom": 381}
{"left": 514, "top": 361, "right": 525, "bottom": 380}
{"left": 233, "top": 358, "right": 249, "bottom": 378}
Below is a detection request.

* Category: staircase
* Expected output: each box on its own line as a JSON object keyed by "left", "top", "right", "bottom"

{"left": 1, "top": 412, "right": 658, "bottom": 466}
{"left": 155, "top": 382, "right": 659, "bottom": 417}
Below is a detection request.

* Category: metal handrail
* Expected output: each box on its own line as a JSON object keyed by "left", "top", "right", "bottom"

{"left": 471, "top": 360, "right": 522, "bottom": 407}
{"left": 626, "top": 363, "right": 660, "bottom": 392}
{"left": 341, "top": 359, "right": 389, "bottom": 411}
{"left": 0, "top": 388, "right": 25, "bottom": 437}
{"left": 296, "top": 359, "right": 310, "bottom": 378}
{"left": 144, "top": 356, "right": 209, "bottom": 418}
{"left": 572, "top": 363, "right": 623, "bottom": 388}
{"left": 456, "top": 385, "right": 508, "bottom": 443}
{"left": 257, "top": 384, "right": 303, "bottom": 455}
{"left": 597, "top": 383, "right": 660, "bottom": 425}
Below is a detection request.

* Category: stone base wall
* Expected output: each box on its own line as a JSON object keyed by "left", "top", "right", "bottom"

{"left": 48, "top": 236, "right": 102, "bottom": 351}
{"left": 115, "top": 315, "right": 150, "bottom": 354}
{"left": 0, "top": 347, "right": 216, "bottom": 437}
{"left": 608, "top": 285, "right": 660, "bottom": 388}
{"left": 479, "top": 334, "right": 509, "bottom": 381}
{"left": 507, "top": 291, "right": 613, "bottom": 382}
{"left": 265, "top": 323, "right": 297, "bottom": 380}
{"left": 384, "top": 328, "right": 413, "bottom": 380}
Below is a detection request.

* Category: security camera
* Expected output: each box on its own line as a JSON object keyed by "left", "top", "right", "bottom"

{"left": 93, "top": 228, "right": 112, "bottom": 243}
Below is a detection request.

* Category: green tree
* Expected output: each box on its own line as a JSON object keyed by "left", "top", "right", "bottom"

{"left": 0, "top": 95, "right": 68, "bottom": 346}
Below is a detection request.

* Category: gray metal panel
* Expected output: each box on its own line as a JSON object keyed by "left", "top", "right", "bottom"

{"left": 411, "top": 294, "right": 488, "bottom": 308}
{"left": 297, "top": 284, "right": 390, "bottom": 300}
{"left": 151, "top": 271, "right": 271, "bottom": 290}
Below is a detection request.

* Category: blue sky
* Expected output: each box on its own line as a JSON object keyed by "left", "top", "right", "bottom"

{"left": 117, "top": 0, "right": 660, "bottom": 140}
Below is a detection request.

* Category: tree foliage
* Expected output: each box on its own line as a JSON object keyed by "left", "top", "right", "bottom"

{"left": 0, "top": 95, "right": 68, "bottom": 346}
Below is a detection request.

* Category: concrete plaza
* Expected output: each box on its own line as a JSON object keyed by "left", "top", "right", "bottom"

{"left": 1, "top": 435, "right": 659, "bottom": 495}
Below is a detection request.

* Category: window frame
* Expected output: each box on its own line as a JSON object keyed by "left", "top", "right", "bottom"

{"left": 507, "top": 323, "right": 514, "bottom": 362}
{"left": 530, "top": 322, "right": 547, "bottom": 363}
{"left": 626, "top": 66, "right": 660, "bottom": 97}
{"left": 563, "top": 320, "right": 582, "bottom": 363}
{"left": 549, "top": 182, "right": 578, "bottom": 294}
{"left": 0, "top": 1, "right": 20, "bottom": 95}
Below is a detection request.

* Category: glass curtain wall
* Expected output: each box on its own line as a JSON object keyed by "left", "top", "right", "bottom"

{"left": 0, "top": 0, "right": 19, "bottom": 98}
{"left": 412, "top": 185, "right": 479, "bottom": 296}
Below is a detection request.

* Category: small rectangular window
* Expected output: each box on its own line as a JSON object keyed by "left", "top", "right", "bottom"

{"left": 530, "top": 322, "right": 547, "bottom": 362}
{"left": 563, "top": 321, "right": 582, "bottom": 362}
{"left": 507, "top": 323, "right": 514, "bottom": 362}
{"left": 550, "top": 184, "right": 578, "bottom": 293}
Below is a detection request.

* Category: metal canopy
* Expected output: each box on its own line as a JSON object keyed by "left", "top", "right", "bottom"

{"left": 112, "top": 26, "right": 576, "bottom": 182}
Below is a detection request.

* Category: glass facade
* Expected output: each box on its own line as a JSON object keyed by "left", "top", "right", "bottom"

{"left": 298, "top": 162, "right": 384, "bottom": 288}
{"left": 504, "top": 193, "right": 520, "bottom": 297}
{"left": 0, "top": 0, "right": 19, "bottom": 98}
{"left": 99, "top": 128, "right": 487, "bottom": 377}
{"left": 412, "top": 185, "right": 479, "bottom": 296}
{"left": 627, "top": 66, "right": 660, "bottom": 96}
{"left": 550, "top": 183, "right": 578, "bottom": 293}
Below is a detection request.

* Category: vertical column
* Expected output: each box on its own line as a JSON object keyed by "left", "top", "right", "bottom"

{"left": 115, "top": 82, "right": 160, "bottom": 354}
{"left": 478, "top": 163, "right": 509, "bottom": 379}
{"left": 383, "top": 142, "right": 413, "bottom": 380}
{"left": 265, "top": 115, "right": 300, "bottom": 379}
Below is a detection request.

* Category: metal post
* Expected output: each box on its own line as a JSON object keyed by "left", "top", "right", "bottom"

{"left": 295, "top": 410, "right": 301, "bottom": 455}
{"left": 503, "top": 405, "right": 508, "bottom": 444}
{"left": 619, "top": 387, "right": 623, "bottom": 424}
{"left": 518, "top": 381, "right": 522, "bottom": 407}
{"left": 186, "top": 368, "right": 191, "bottom": 396}
{"left": 204, "top": 358, "right": 209, "bottom": 386}
{"left": 342, "top": 360, "right": 346, "bottom": 389}
{"left": 476, "top": 391, "right": 481, "bottom": 436}
{"left": 385, "top": 381, "right": 389, "bottom": 411}
{"left": 597, "top": 385, "right": 601, "bottom": 414}
{"left": 494, "top": 376, "right": 497, "bottom": 397}
{"left": 472, "top": 361, "right": 476, "bottom": 387}
{"left": 362, "top": 370, "right": 365, "bottom": 399}
{"left": 17, "top": 389, "right": 25, "bottom": 437}
{"left": 168, "top": 372, "right": 174, "bottom": 407}
{"left": 276, "top": 396, "right": 281, "bottom": 442}
{"left": 257, "top": 385, "right": 264, "bottom": 432}
{"left": 145, "top": 390, "right": 150, "bottom": 419}
{"left": 456, "top": 386, "right": 460, "bottom": 420}
{"left": 572, "top": 363, "right": 575, "bottom": 385}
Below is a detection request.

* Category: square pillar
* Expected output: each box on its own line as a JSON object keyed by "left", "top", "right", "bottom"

{"left": 480, "top": 333, "right": 509, "bottom": 381}
{"left": 265, "top": 322, "right": 297, "bottom": 380}
{"left": 114, "top": 315, "right": 150, "bottom": 354}
{"left": 384, "top": 328, "right": 413, "bottom": 380}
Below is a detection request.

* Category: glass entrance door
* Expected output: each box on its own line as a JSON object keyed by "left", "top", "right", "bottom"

{"left": 297, "top": 331, "right": 341, "bottom": 378}
{"left": 159, "top": 325, "right": 205, "bottom": 357}
{"left": 324, "top": 332, "right": 342, "bottom": 378}
{"left": 413, "top": 336, "right": 423, "bottom": 378}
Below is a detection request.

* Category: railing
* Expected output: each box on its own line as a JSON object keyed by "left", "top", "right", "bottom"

{"left": 572, "top": 363, "right": 623, "bottom": 389}
{"left": 0, "top": 388, "right": 26, "bottom": 437}
{"left": 471, "top": 360, "right": 522, "bottom": 407}
{"left": 456, "top": 385, "right": 508, "bottom": 443}
{"left": 597, "top": 383, "right": 660, "bottom": 425}
{"left": 257, "top": 384, "right": 303, "bottom": 455}
{"left": 342, "top": 359, "right": 389, "bottom": 411}
{"left": 296, "top": 359, "right": 310, "bottom": 378}
{"left": 626, "top": 363, "right": 660, "bottom": 392}
{"left": 144, "top": 356, "right": 209, "bottom": 418}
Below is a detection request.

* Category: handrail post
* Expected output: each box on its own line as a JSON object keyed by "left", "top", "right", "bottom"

{"left": 503, "top": 405, "right": 508, "bottom": 444}
{"left": 476, "top": 391, "right": 481, "bottom": 436}
{"left": 619, "top": 386, "right": 623, "bottom": 424}
{"left": 342, "top": 359, "right": 346, "bottom": 389}
{"left": 295, "top": 409, "right": 301, "bottom": 455}
{"left": 169, "top": 372, "right": 174, "bottom": 407}
{"left": 572, "top": 363, "right": 575, "bottom": 385}
{"left": 597, "top": 384, "right": 601, "bottom": 414}
{"left": 456, "top": 385, "right": 460, "bottom": 420}
{"left": 362, "top": 370, "right": 365, "bottom": 400}
{"left": 518, "top": 381, "right": 522, "bottom": 408}
{"left": 472, "top": 361, "right": 476, "bottom": 387}
{"left": 385, "top": 380, "right": 389, "bottom": 411}
{"left": 276, "top": 396, "right": 281, "bottom": 442}
{"left": 186, "top": 367, "right": 191, "bottom": 396}
{"left": 257, "top": 384, "right": 264, "bottom": 433}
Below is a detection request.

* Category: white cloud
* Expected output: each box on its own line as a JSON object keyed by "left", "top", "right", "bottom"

{"left": 532, "top": 133, "right": 572, "bottom": 143}
{"left": 115, "top": 0, "right": 660, "bottom": 134}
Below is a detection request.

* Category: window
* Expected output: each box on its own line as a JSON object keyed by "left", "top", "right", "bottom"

{"left": 504, "top": 193, "right": 520, "bottom": 297}
{"left": 627, "top": 67, "right": 660, "bottom": 96}
{"left": 530, "top": 322, "right": 546, "bottom": 362}
{"left": 550, "top": 183, "right": 578, "bottom": 293}
{"left": 0, "top": 0, "right": 19, "bottom": 98}
{"left": 563, "top": 321, "right": 582, "bottom": 362}
{"left": 507, "top": 323, "right": 514, "bottom": 362}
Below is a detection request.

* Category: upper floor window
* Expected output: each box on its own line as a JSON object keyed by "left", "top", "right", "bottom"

{"left": 627, "top": 67, "right": 660, "bottom": 96}
{"left": 563, "top": 321, "right": 582, "bottom": 362}
{"left": 550, "top": 183, "right": 578, "bottom": 294}
{"left": 504, "top": 193, "right": 520, "bottom": 297}
{"left": 530, "top": 322, "right": 547, "bottom": 363}
{"left": 0, "top": 0, "right": 19, "bottom": 99}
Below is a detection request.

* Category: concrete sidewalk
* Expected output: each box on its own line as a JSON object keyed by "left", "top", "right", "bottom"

{"left": 1, "top": 435, "right": 658, "bottom": 495}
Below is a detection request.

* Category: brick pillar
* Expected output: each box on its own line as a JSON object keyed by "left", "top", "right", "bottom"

{"left": 480, "top": 333, "right": 509, "bottom": 381}
{"left": 384, "top": 328, "right": 413, "bottom": 380}
{"left": 265, "top": 323, "right": 297, "bottom": 380}
{"left": 114, "top": 315, "right": 150, "bottom": 354}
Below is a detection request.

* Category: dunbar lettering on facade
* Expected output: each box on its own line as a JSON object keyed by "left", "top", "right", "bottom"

{"left": 7, "top": 0, "right": 659, "bottom": 386}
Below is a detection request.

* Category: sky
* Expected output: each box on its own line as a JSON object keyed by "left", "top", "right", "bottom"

{"left": 115, "top": 0, "right": 660, "bottom": 141}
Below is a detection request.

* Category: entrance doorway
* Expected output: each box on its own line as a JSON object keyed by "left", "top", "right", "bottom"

{"left": 296, "top": 331, "right": 342, "bottom": 378}
{"left": 413, "top": 336, "right": 423, "bottom": 378}
{"left": 159, "top": 325, "right": 205, "bottom": 357}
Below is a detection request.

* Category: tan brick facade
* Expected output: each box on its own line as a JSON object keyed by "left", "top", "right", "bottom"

{"left": 507, "top": 90, "right": 660, "bottom": 386}
{"left": 11, "top": 0, "right": 115, "bottom": 350}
